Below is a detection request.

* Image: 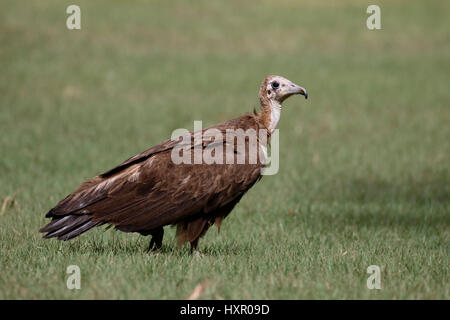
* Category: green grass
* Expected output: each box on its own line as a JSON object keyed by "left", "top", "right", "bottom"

{"left": 0, "top": 0, "right": 449, "bottom": 299}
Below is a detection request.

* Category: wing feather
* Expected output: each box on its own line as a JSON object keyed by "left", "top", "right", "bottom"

{"left": 44, "top": 114, "right": 266, "bottom": 235}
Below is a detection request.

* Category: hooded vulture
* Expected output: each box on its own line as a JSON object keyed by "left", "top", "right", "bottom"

{"left": 40, "top": 75, "right": 308, "bottom": 253}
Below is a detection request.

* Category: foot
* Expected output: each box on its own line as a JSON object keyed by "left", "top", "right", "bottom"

{"left": 193, "top": 250, "right": 205, "bottom": 258}
{"left": 146, "top": 238, "right": 162, "bottom": 252}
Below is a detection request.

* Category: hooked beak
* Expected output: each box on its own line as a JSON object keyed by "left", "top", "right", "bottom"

{"left": 287, "top": 82, "right": 308, "bottom": 99}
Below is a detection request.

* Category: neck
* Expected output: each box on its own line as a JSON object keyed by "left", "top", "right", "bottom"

{"left": 258, "top": 99, "right": 281, "bottom": 133}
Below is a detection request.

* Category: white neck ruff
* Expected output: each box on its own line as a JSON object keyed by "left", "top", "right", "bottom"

{"left": 268, "top": 100, "right": 281, "bottom": 132}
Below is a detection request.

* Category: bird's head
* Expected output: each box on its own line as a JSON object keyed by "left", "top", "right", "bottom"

{"left": 257, "top": 75, "right": 308, "bottom": 132}
{"left": 259, "top": 75, "right": 308, "bottom": 105}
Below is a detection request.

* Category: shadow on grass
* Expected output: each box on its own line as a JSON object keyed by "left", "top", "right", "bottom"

{"left": 313, "top": 175, "right": 449, "bottom": 205}
{"left": 300, "top": 178, "right": 449, "bottom": 231}
{"left": 294, "top": 174, "right": 450, "bottom": 232}
{"left": 318, "top": 209, "right": 449, "bottom": 231}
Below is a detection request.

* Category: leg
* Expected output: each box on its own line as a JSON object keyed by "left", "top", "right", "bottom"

{"left": 190, "top": 237, "right": 205, "bottom": 258}
{"left": 177, "top": 217, "right": 214, "bottom": 254}
{"left": 190, "top": 238, "right": 206, "bottom": 257}
{"left": 189, "top": 238, "right": 199, "bottom": 254}
{"left": 147, "top": 227, "right": 164, "bottom": 252}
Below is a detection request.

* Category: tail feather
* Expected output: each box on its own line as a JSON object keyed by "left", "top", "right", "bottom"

{"left": 60, "top": 220, "right": 103, "bottom": 241}
{"left": 40, "top": 214, "right": 102, "bottom": 241}
{"left": 40, "top": 215, "right": 74, "bottom": 233}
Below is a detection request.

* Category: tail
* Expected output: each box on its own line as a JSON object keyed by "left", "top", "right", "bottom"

{"left": 40, "top": 211, "right": 103, "bottom": 241}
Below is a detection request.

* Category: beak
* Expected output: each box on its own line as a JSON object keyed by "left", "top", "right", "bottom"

{"left": 287, "top": 82, "right": 308, "bottom": 99}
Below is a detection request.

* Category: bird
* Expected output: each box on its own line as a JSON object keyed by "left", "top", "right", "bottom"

{"left": 40, "top": 75, "right": 308, "bottom": 253}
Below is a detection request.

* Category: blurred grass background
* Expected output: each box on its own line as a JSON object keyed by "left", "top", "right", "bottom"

{"left": 0, "top": 0, "right": 448, "bottom": 299}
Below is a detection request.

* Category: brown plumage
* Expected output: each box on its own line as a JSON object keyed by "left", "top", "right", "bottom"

{"left": 40, "top": 75, "right": 307, "bottom": 253}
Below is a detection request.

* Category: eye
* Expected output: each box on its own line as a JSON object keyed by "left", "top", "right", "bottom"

{"left": 271, "top": 81, "right": 280, "bottom": 89}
